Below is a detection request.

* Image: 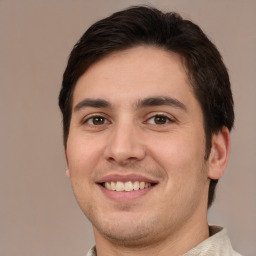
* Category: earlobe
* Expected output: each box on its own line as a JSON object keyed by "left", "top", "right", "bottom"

{"left": 65, "top": 150, "right": 70, "bottom": 178}
{"left": 208, "top": 127, "right": 230, "bottom": 180}
{"left": 66, "top": 169, "right": 70, "bottom": 178}
{"left": 65, "top": 150, "right": 69, "bottom": 165}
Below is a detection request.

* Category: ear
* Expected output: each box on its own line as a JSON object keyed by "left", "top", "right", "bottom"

{"left": 66, "top": 169, "right": 70, "bottom": 178}
{"left": 65, "top": 150, "right": 70, "bottom": 178}
{"left": 208, "top": 127, "right": 230, "bottom": 180}
{"left": 65, "top": 149, "right": 69, "bottom": 164}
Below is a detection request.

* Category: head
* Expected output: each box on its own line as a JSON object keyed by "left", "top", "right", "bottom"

{"left": 59, "top": 6, "right": 234, "bottom": 209}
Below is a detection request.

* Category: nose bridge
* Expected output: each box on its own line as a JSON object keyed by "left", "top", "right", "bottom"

{"left": 104, "top": 116, "right": 145, "bottom": 163}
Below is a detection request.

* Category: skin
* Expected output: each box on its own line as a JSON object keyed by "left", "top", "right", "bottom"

{"left": 66, "top": 46, "right": 230, "bottom": 256}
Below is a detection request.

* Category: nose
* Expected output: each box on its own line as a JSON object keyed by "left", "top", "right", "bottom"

{"left": 104, "top": 120, "right": 146, "bottom": 165}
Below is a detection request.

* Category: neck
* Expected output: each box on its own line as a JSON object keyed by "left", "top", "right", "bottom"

{"left": 93, "top": 216, "right": 209, "bottom": 256}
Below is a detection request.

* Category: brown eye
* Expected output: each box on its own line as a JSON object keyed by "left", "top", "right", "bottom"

{"left": 146, "top": 115, "right": 173, "bottom": 125}
{"left": 92, "top": 116, "right": 105, "bottom": 125}
{"left": 85, "top": 116, "right": 109, "bottom": 126}
{"left": 154, "top": 116, "right": 168, "bottom": 124}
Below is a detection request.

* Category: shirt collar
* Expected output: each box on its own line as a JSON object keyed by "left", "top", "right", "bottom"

{"left": 86, "top": 225, "right": 241, "bottom": 256}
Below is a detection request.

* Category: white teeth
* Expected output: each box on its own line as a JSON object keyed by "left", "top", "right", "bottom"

{"left": 105, "top": 182, "right": 111, "bottom": 190}
{"left": 116, "top": 181, "right": 125, "bottom": 191}
{"left": 134, "top": 181, "right": 140, "bottom": 190}
{"left": 111, "top": 181, "right": 116, "bottom": 190}
{"left": 104, "top": 181, "right": 152, "bottom": 191}
{"left": 124, "top": 181, "right": 133, "bottom": 192}
{"left": 140, "top": 181, "right": 145, "bottom": 189}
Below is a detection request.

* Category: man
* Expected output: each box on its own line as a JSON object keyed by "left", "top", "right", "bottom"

{"left": 59, "top": 6, "right": 241, "bottom": 256}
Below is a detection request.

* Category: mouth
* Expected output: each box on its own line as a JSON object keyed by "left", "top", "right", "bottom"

{"left": 96, "top": 174, "right": 158, "bottom": 201}
{"left": 101, "top": 181, "right": 154, "bottom": 192}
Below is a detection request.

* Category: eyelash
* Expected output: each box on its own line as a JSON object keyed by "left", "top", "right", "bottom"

{"left": 82, "top": 114, "right": 111, "bottom": 126}
{"left": 145, "top": 114, "right": 174, "bottom": 126}
{"left": 82, "top": 113, "right": 174, "bottom": 127}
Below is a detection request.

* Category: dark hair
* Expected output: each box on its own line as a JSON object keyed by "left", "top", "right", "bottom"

{"left": 59, "top": 6, "right": 234, "bottom": 208}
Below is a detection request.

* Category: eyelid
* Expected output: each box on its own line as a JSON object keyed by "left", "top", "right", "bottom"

{"left": 144, "top": 112, "right": 175, "bottom": 125}
{"left": 145, "top": 112, "right": 175, "bottom": 120}
{"left": 81, "top": 113, "right": 112, "bottom": 125}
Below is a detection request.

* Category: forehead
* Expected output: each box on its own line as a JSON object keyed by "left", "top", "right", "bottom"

{"left": 72, "top": 46, "right": 195, "bottom": 108}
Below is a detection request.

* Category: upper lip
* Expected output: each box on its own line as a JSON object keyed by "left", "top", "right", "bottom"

{"left": 96, "top": 174, "right": 159, "bottom": 184}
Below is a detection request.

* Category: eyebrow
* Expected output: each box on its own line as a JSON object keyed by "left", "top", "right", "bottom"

{"left": 74, "top": 98, "right": 111, "bottom": 112}
{"left": 136, "top": 96, "right": 187, "bottom": 111}
{"left": 73, "top": 96, "right": 187, "bottom": 112}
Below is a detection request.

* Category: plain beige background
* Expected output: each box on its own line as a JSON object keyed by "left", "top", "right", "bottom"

{"left": 0, "top": 0, "right": 255, "bottom": 255}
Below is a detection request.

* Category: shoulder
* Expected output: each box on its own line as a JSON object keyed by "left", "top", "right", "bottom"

{"left": 86, "top": 246, "right": 97, "bottom": 256}
{"left": 184, "top": 225, "right": 243, "bottom": 256}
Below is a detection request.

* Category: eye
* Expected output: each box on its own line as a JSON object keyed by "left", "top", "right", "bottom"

{"left": 85, "top": 115, "right": 110, "bottom": 126}
{"left": 146, "top": 115, "right": 173, "bottom": 125}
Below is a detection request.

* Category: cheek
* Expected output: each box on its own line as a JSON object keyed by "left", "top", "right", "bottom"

{"left": 149, "top": 133, "right": 208, "bottom": 209}
{"left": 66, "top": 134, "right": 105, "bottom": 177}
{"left": 149, "top": 131, "right": 205, "bottom": 173}
{"left": 66, "top": 135, "right": 105, "bottom": 208}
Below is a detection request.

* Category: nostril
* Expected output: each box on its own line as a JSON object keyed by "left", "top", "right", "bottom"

{"left": 128, "top": 157, "right": 137, "bottom": 161}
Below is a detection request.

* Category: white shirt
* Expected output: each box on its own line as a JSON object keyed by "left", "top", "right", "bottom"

{"left": 86, "top": 225, "right": 242, "bottom": 256}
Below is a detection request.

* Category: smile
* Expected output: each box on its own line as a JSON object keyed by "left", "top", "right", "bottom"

{"left": 97, "top": 174, "right": 158, "bottom": 201}
{"left": 103, "top": 181, "right": 152, "bottom": 192}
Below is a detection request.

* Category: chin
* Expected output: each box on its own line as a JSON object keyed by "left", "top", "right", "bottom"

{"left": 91, "top": 212, "right": 162, "bottom": 246}
{"left": 97, "top": 226, "right": 155, "bottom": 247}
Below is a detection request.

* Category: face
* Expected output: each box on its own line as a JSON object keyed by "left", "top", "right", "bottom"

{"left": 66, "top": 46, "right": 211, "bottom": 246}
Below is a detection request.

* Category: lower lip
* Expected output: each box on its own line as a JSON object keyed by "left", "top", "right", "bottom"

{"left": 98, "top": 184, "right": 155, "bottom": 202}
